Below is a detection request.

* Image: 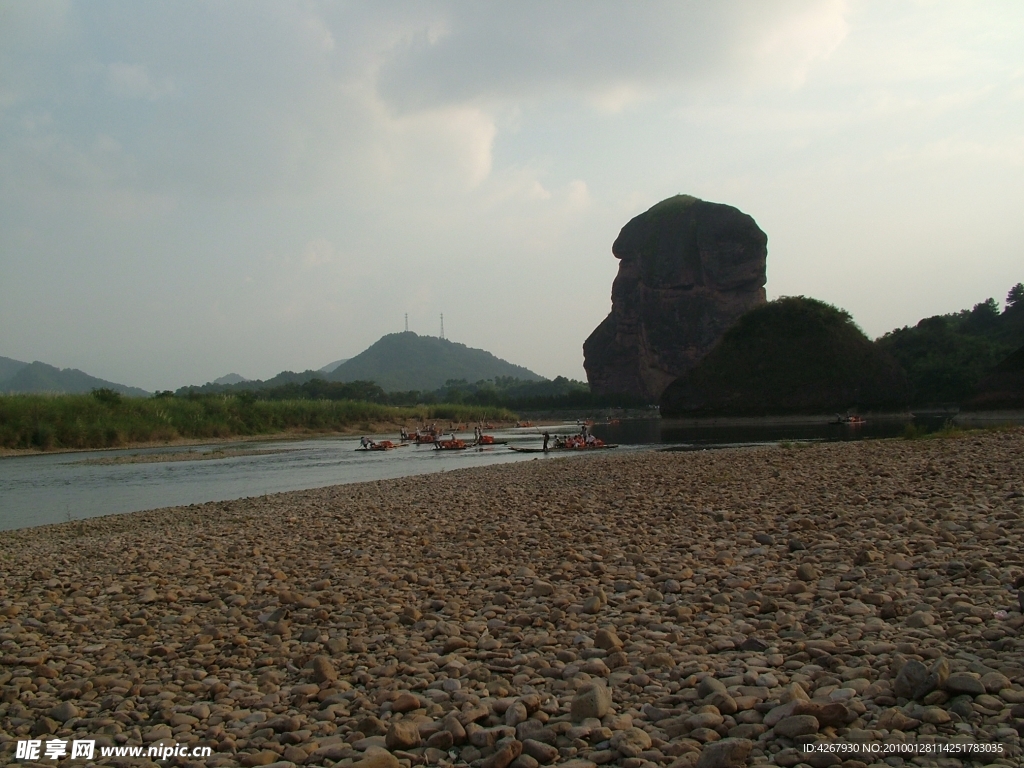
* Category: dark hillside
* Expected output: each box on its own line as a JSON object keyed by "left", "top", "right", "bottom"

{"left": 661, "top": 297, "right": 909, "bottom": 416}
{"left": 175, "top": 370, "right": 320, "bottom": 397}
{"left": 0, "top": 356, "right": 28, "bottom": 383}
{"left": 877, "top": 282, "right": 1024, "bottom": 405}
{"left": 963, "top": 344, "right": 1024, "bottom": 411}
{"left": 1, "top": 361, "right": 149, "bottom": 397}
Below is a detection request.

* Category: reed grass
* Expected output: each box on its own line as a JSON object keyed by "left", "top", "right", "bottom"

{"left": 0, "top": 393, "right": 515, "bottom": 450}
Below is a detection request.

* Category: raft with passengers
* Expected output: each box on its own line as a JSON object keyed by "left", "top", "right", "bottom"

{"left": 508, "top": 426, "right": 618, "bottom": 453}
{"left": 355, "top": 438, "right": 406, "bottom": 451}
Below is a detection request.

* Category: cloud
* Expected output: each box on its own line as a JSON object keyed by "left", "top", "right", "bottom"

{"left": 747, "top": 0, "right": 849, "bottom": 88}
{"left": 2, "top": 1, "right": 1023, "bottom": 389}
{"left": 106, "top": 62, "right": 175, "bottom": 101}
{"left": 375, "top": 1, "right": 851, "bottom": 111}
{"left": 302, "top": 238, "right": 334, "bottom": 267}
{"left": 1, "top": 2, "right": 853, "bottom": 209}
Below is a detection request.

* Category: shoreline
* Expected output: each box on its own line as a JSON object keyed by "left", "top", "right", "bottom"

{"left": 1, "top": 430, "right": 1022, "bottom": 767}
{"left": 6, "top": 410, "right": 1023, "bottom": 459}
{"left": 662, "top": 412, "right": 915, "bottom": 428}
{"left": 0, "top": 419, "right": 570, "bottom": 460}
{"left": 0, "top": 428, "right": 363, "bottom": 460}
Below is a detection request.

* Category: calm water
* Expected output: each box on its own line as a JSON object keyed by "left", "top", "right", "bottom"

{"left": 0, "top": 429, "right": 574, "bottom": 532}
{"left": 0, "top": 418, "right": 927, "bottom": 532}
{"left": 591, "top": 416, "right": 919, "bottom": 448}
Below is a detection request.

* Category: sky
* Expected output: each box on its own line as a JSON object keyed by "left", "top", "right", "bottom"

{"left": 2, "top": 1, "right": 1023, "bottom": 392}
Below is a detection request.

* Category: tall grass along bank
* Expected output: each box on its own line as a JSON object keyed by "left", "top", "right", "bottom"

{"left": 0, "top": 392, "right": 515, "bottom": 451}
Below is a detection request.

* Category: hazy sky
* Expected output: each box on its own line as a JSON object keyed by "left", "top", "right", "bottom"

{"left": 2, "top": 1, "right": 1022, "bottom": 391}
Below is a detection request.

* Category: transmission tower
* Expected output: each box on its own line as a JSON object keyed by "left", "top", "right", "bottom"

{"left": 404, "top": 313, "right": 408, "bottom": 332}
{"left": 440, "top": 313, "right": 445, "bottom": 340}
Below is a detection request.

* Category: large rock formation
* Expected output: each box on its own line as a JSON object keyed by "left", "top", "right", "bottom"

{"left": 660, "top": 297, "right": 911, "bottom": 416}
{"left": 583, "top": 195, "right": 767, "bottom": 401}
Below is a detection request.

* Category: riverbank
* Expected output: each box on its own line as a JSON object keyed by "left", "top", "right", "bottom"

{"left": 0, "top": 420, "right": 572, "bottom": 460}
{"left": 0, "top": 393, "right": 517, "bottom": 455}
{"left": 1, "top": 430, "right": 1023, "bottom": 767}
{"left": 662, "top": 413, "right": 913, "bottom": 428}
{"left": 69, "top": 447, "right": 289, "bottom": 466}
{"left": 0, "top": 424, "right": 397, "bottom": 460}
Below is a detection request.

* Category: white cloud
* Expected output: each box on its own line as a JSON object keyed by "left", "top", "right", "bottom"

{"left": 746, "top": 0, "right": 849, "bottom": 88}
{"left": 566, "top": 180, "right": 591, "bottom": 212}
{"left": 2, "top": 1, "right": 1023, "bottom": 389}
{"left": 106, "top": 62, "right": 175, "bottom": 101}
{"left": 302, "top": 238, "right": 334, "bottom": 267}
{"left": 377, "top": 104, "right": 497, "bottom": 190}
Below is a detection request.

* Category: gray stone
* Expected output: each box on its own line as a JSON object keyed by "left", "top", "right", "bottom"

{"left": 47, "top": 702, "right": 80, "bottom": 722}
{"left": 352, "top": 752, "right": 401, "bottom": 768}
{"left": 481, "top": 738, "right": 523, "bottom": 768}
{"left": 521, "top": 739, "right": 559, "bottom": 764}
{"left": 309, "top": 654, "right": 337, "bottom": 683}
{"left": 571, "top": 683, "right": 612, "bottom": 722}
{"left": 594, "top": 628, "right": 622, "bottom": 650}
{"left": 694, "top": 738, "right": 753, "bottom": 768}
{"left": 697, "top": 676, "right": 727, "bottom": 698}
{"left": 893, "top": 660, "right": 929, "bottom": 700}
{"left": 385, "top": 719, "right": 421, "bottom": 750}
{"left": 31, "top": 717, "right": 60, "bottom": 737}
{"left": 981, "top": 671, "right": 1011, "bottom": 693}
{"left": 795, "top": 563, "right": 818, "bottom": 581}
{"left": 610, "top": 727, "right": 652, "bottom": 758}
{"left": 904, "top": 611, "right": 935, "bottom": 628}
{"left": 773, "top": 714, "right": 819, "bottom": 738}
{"left": 944, "top": 672, "right": 985, "bottom": 696}
{"left": 510, "top": 755, "right": 540, "bottom": 768}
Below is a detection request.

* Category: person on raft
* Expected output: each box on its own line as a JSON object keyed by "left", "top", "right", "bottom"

{"left": 543, "top": 431, "right": 550, "bottom": 452}
{"left": 360, "top": 436, "right": 376, "bottom": 450}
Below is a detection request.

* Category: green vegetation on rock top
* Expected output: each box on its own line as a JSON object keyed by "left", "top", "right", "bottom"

{"left": 647, "top": 194, "right": 700, "bottom": 218}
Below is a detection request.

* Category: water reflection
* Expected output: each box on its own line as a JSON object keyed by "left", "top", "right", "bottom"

{"left": 589, "top": 415, "right": 929, "bottom": 449}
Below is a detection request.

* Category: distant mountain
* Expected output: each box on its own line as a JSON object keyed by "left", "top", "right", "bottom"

{"left": 213, "top": 373, "right": 249, "bottom": 385}
{"left": 175, "top": 369, "right": 321, "bottom": 396}
{"left": 0, "top": 356, "right": 29, "bottom": 383}
{"left": 329, "top": 332, "right": 543, "bottom": 392}
{"left": 319, "top": 358, "right": 349, "bottom": 374}
{"left": 1, "top": 361, "right": 150, "bottom": 397}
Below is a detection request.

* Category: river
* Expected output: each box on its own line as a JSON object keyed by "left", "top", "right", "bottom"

{"left": 0, "top": 417, "right": 929, "bottom": 531}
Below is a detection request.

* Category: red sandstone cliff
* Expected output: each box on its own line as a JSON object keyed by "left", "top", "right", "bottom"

{"left": 583, "top": 195, "right": 768, "bottom": 401}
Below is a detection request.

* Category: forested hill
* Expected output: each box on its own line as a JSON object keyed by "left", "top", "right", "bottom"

{"left": 660, "top": 297, "right": 909, "bottom": 416}
{"left": 0, "top": 355, "right": 28, "bottom": 382}
{"left": 0, "top": 360, "right": 150, "bottom": 397}
{"left": 328, "top": 332, "right": 543, "bottom": 392}
{"left": 877, "top": 282, "right": 1024, "bottom": 406}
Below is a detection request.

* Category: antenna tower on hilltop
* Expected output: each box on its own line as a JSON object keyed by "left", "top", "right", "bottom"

{"left": 404, "top": 313, "right": 408, "bottom": 332}
{"left": 440, "top": 313, "right": 445, "bottom": 340}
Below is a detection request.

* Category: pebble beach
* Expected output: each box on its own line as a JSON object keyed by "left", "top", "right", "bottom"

{"left": 2, "top": 430, "right": 1023, "bottom": 768}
